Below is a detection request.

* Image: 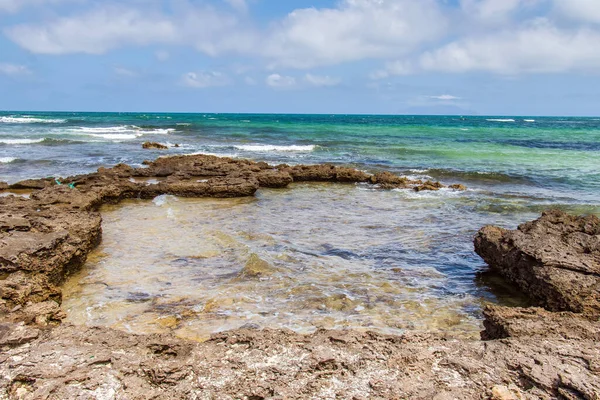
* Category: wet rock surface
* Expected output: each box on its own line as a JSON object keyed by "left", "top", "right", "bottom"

{"left": 1, "top": 155, "right": 598, "bottom": 399}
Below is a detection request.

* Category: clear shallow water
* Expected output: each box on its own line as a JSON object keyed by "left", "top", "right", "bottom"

{"left": 63, "top": 184, "right": 538, "bottom": 341}
{"left": 3, "top": 111, "right": 599, "bottom": 339}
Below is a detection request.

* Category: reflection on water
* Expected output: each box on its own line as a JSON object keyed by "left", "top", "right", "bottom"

{"left": 63, "top": 183, "right": 551, "bottom": 341}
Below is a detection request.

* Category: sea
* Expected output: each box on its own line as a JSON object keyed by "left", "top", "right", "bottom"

{"left": 2, "top": 111, "right": 599, "bottom": 340}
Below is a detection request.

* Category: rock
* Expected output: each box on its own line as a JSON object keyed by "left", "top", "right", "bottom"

{"left": 256, "top": 170, "right": 293, "bottom": 188}
{"left": 414, "top": 180, "right": 444, "bottom": 192}
{"left": 449, "top": 184, "right": 467, "bottom": 191}
{"left": 0, "top": 182, "right": 8, "bottom": 191}
{"left": 475, "top": 210, "right": 600, "bottom": 318}
{"left": 0, "top": 323, "right": 39, "bottom": 346}
{"left": 9, "top": 178, "right": 53, "bottom": 190}
{"left": 490, "top": 385, "right": 524, "bottom": 400}
{"left": 482, "top": 305, "right": 600, "bottom": 341}
{"left": 285, "top": 164, "right": 370, "bottom": 183}
{"left": 239, "top": 253, "right": 275, "bottom": 278}
{"left": 142, "top": 142, "right": 169, "bottom": 150}
{"left": 370, "top": 171, "right": 410, "bottom": 187}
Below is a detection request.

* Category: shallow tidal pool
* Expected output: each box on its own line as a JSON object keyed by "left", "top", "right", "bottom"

{"left": 62, "top": 183, "right": 532, "bottom": 341}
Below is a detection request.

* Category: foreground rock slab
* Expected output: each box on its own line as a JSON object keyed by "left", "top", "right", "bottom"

{"left": 0, "top": 323, "right": 598, "bottom": 399}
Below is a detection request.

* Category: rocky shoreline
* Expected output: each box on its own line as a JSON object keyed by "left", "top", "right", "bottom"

{"left": 0, "top": 154, "right": 598, "bottom": 399}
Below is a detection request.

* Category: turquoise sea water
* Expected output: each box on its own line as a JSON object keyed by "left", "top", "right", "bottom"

{"left": 3, "top": 111, "right": 600, "bottom": 336}
{"left": 1, "top": 112, "right": 599, "bottom": 203}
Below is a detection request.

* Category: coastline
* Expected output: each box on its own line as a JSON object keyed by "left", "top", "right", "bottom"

{"left": 0, "top": 154, "right": 598, "bottom": 399}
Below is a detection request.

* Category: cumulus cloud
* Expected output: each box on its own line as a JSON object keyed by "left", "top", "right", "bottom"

{"left": 419, "top": 19, "right": 600, "bottom": 74}
{"left": 183, "top": 71, "right": 231, "bottom": 88}
{"left": 262, "top": 0, "right": 447, "bottom": 68}
{"left": 266, "top": 74, "right": 296, "bottom": 88}
{"left": 460, "top": 0, "right": 545, "bottom": 25}
{"left": 5, "top": 5, "right": 177, "bottom": 54}
{"left": 554, "top": 0, "right": 600, "bottom": 24}
{"left": 6, "top": 0, "right": 600, "bottom": 78}
{"left": 4, "top": 2, "right": 253, "bottom": 56}
{"left": 0, "top": 62, "right": 31, "bottom": 75}
{"left": 304, "top": 73, "right": 341, "bottom": 87}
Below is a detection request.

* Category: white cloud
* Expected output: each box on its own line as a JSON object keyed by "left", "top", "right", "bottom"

{"left": 183, "top": 71, "right": 231, "bottom": 88}
{"left": 0, "top": 62, "right": 31, "bottom": 75}
{"left": 419, "top": 19, "right": 600, "bottom": 74}
{"left": 262, "top": 0, "right": 447, "bottom": 68}
{"left": 460, "top": 0, "right": 544, "bottom": 25}
{"left": 304, "top": 73, "right": 341, "bottom": 87}
{"left": 244, "top": 76, "right": 257, "bottom": 85}
{"left": 5, "top": 5, "right": 177, "bottom": 54}
{"left": 429, "top": 94, "right": 461, "bottom": 100}
{"left": 266, "top": 73, "right": 296, "bottom": 88}
{"left": 4, "top": 2, "right": 253, "bottom": 56}
{"left": 554, "top": 0, "right": 600, "bottom": 24}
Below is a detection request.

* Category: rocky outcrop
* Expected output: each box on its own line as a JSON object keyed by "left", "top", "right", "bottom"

{"left": 142, "top": 141, "right": 169, "bottom": 150}
{"left": 475, "top": 209, "right": 600, "bottom": 319}
{"left": 7, "top": 155, "right": 600, "bottom": 399}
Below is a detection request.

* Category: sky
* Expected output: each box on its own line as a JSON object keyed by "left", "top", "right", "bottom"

{"left": 0, "top": 0, "right": 600, "bottom": 115}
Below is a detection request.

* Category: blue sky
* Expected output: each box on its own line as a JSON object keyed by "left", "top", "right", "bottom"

{"left": 0, "top": 0, "right": 599, "bottom": 115}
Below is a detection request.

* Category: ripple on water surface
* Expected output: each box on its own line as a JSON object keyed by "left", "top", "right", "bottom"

{"left": 63, "top": 183, "right": 541, "bottom": 341}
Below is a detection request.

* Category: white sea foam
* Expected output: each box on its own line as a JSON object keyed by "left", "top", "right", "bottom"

{"left": 0, "top": 157, "right": 17, "bottom": 163}
{"left": 0, "top": 116, "right": 66, "bottom": 124}
{"left": 0, "top": 138, "right": 45, "bottom": 144}
{"left": 71, "top": 125, "right": 174, "bottom": 135}
{"left": 88, "top": 133, "right": 142, "bottom": 140}
{"left": 524, "top": 119, "right": 535, "bottom": 122}
{"left": 486, "top": 119, "right": 515, "bottom": 122}
{"left": 72, "top": 126, "right": 140, "bottom": 134}
{"left": 234, "top": 144, "right": 317, "bottom": 152}
{"left": 150, "top": 128, "right": 176, "bottom": 134}
{"left": 183, "top": 151, "right": 239, "bottom": 158}
{"left": 176, "top": 123, "right": 191, "bottom": 126}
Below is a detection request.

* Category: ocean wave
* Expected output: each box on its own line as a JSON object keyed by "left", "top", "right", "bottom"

{"left": 0, "top": 116, "right": 66, "bottom": 124}
{"left": 523, "top": 119, "right": 535, "bottom": 122}
{"left": 234, "top": 144, "right": 317, "bottom": 152}
{"left": 0, "top": 157, "right": 18, "bottom": 163}
{"left": 71, "top": 126, "right": 140, "bottom": 134}
{"left": 486, "top": 119, "right": 515, "bottom": 122}
{"left": 70, "top": 125, "right": 176, "bottom": 135}
{"left": 0, "top": 138, "right": 45, "bottom": 145}
{"left": 88, "top": 133, "right": 142, "bottom": 140}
